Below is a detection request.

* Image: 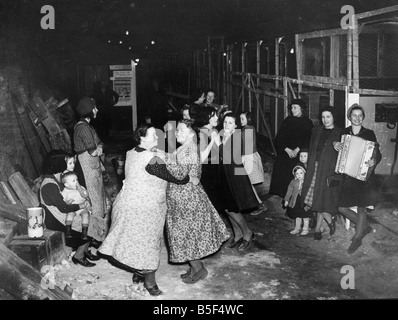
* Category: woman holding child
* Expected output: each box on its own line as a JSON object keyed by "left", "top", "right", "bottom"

{"left": 40, "top": 150, "right": 98, "bottom": 267}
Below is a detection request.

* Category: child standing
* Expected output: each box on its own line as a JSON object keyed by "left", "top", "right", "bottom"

{"left": 240, "top": 112, "right": 267, "bottom": 215}
{"left": 284, "top": 165, "right": 312, "bottom": 235}
{"left": 298, "top": 148, "right": 309, "bottom": 169}
{"left": 61, "top": 171, "right": 91, "bottom": 240}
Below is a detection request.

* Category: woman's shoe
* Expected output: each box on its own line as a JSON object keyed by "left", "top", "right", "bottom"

{"left": 180, "top": 267, "right": 193, "bottom": 279}
{"left": 72, "top": 256, "right": 96, "bottom": 267}
{"left": 132, "top": 273, "right": 144, "bottom": 284}
{"left": 238, "top": 233, "right": 255, "bottom": 251}
{"left": 144, "top": 283, "right": 163, "bottom": 296}
{"left": 347, "top": 238, "right": 362, "bottom": 254}
{"left": 90, "top": 240, "right": 103, "bottom": 249}
{"left": 226, "top": 237, "right": 243, "bottom": 248}
{"left": 313, "top": 232, "right": 322, "bottom": 240}
{"left": 84, "top": 251, "right": 101, "bottom": 261}
{"left": 327, "top": 216, "right": 337, "bottom": 236}
{"left": 182, "top": 267, "right": 208, "bottom": 284}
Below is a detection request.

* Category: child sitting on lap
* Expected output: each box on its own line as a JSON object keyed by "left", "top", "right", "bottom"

{"left": 61, "top": 171, "right": 91, "bottom": 240}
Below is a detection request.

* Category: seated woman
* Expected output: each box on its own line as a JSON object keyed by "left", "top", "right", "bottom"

{"left": 39, "top": 149, "right": 98, "bottom": 267}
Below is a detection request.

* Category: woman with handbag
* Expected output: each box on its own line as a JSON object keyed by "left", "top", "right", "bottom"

{"left": 334, "top": 104, "right": 381, "bottom": 254}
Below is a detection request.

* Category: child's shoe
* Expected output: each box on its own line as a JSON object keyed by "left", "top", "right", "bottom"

{"left": 300, "top": 218, "right": 310, "bottom": 236}
{"left": 290, "top": 218, "right": 302, "bottom": 235}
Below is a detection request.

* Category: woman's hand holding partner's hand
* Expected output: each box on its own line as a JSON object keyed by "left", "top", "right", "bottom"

{"left": 189, "top": 176, "right": 200, "bottom": 185}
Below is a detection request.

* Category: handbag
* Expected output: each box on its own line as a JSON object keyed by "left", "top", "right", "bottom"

{"left": 327, "top": 173, "right": 345, "bottom": 188}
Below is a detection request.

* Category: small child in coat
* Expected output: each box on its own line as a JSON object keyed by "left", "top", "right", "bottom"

{"left": 61, "top": 171, "right": 91, "bottom": 240}
{"left": 284, "top": 165, "right": 312, "bottom": 235}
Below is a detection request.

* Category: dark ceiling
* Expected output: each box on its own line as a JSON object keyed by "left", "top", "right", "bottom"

{"left": 1, "top": 0, "right": 398, "bottom": 68}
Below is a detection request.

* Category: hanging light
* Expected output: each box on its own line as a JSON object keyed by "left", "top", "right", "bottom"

{"left": 151, "top": 40, "right": 155, "bottom": 45}
{"left": 126, "top": 31, "right": 129, "bottom": 35}
{"left": 119, "top": 40, "right": 123, "bottom": 44}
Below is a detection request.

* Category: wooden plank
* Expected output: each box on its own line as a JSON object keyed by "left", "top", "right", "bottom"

{"left": 0, "top": 181, "right": 18, "bottom": 205}
{"left": 352, "top": 16, "right": 360, "bottom": 91}
{"left": 0, "top": 202, "right": 28, "bottom": 223}
{"left": 356, "top": 5, "right": 398, "bottom": 20}
{"left": 25, "top": 105, "right": 51, "bottom": 153}
{"left": 357, "top": 88, "right": 398, "bottom": 96}
{"left": 0, "top": 186, "right": 10, "bottom": 204}
{"left": 29, "top": 95, "right": 49, "bottom": 122}
{"left": 297, "top": 27, "right": 348, "bottom": 40}
{"left": 0, "top": 241, "right": 72, "bottom": 300}
{"left": 8, "top": 172, "right": 40, "bottom": 207}
{"left": 0, "top": 220, "right": 18, "bottom": 247}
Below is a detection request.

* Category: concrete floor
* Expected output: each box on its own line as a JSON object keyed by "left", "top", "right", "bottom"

{"left": 52, "top": 131, "right": 398, "bottom": 300}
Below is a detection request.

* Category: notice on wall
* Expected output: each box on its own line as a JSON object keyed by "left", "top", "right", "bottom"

{"left": 112, "top": 70, "right": 132, "bottom": 106}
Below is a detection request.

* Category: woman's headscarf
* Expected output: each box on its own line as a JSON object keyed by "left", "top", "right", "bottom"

{"left": 42, "top": 150, "right": 72, "bottom": 175}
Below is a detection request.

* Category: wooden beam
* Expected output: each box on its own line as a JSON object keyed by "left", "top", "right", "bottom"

{"left": 8, "top": 172, "right": 40, "bottom": 208}
{"left": 295, "top": 34, "right": 303, "bottom": 96}
{"left": 0, "top": 241, "right": 71, "bottom": 300}
{"left": 357, "top": 88, "right": 398, "bottom": 96}
{"left": 0, "top": 220, "right": 18, "bottom": 247}
{"left": 297, "top": 28, "right": 348, "bottom": 40}
{"left": 347, "top": 28, "right": 353, "bottom": 87}
{"left": 356, "top": 5, "right": 398, "bottom": 20}
{"left": 0, "top": 202, "right": 28, "bottom": 224}
{"left": 0, "top": 181, "right": 19, "bottom": 205}
{"left": 352, "top": 16, "right": 360, "bottom": 91}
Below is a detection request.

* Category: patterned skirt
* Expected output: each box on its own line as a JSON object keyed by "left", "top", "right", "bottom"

{"left": 304, "top": 161, "right": 318, "bottom": 208}
{"left": 243, "top": 152, "right": 265, "bottom": 185}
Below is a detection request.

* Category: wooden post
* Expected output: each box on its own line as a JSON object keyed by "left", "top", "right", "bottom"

{"left": 208, "top": 37, "right": 212, "bottom": 89}
{"left": 283, "top": 77, "right": 288, "bottom": 118}
{"left": 295, "top": 34, "right": 303, "bottom": 96}
{"left": 352, "top": 16, "right": 360, "bottom": 92}
{"left": 275, "top": 38, "right": 280, "bottom": 136}
{"left": 241, "top": 43, "right": 246, "bottom": 113}
{"left": 347, "top": 29, "right": 353, "bottom": 88}
{"left": 256, "top": 40, "right": 261, "bottom": 131}
{"left": 130, "top": 60, "right": 137, "bottom": 130}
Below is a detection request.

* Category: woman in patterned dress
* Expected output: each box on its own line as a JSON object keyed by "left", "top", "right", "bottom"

{"left": 98, "top": 124, "right": 193, "bottom": 296}
{"left": 164, "top": 119, "right": 230, "bottom": 284}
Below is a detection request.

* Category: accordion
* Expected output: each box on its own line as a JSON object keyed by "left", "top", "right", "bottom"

{"left": 335, "top": 134, "right": 375, "bottom": 181}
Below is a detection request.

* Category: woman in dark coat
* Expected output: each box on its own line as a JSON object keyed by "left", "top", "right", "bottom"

{"left": 217, "top": 113, "right": 261, "bottom": 251}
{"left": 301, "top": 106, "right": 343, "bottom": 240}
{"left": 269, "top": 99, "right": 313, "bottom": 197}
{"left": 336, "top": 104, "right": 381, "bottom": 254}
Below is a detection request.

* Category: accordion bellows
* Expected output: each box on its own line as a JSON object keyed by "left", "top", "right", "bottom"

{"left": 335, "top": 134, "right": 375, "bottom": 181}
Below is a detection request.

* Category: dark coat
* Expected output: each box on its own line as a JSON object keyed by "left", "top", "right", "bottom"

{"left": 269, "top": 116, "right": 313, "bottom": 197}
{"left": 219, "top": 130, "right": 260, "bottom": 212}
{"left": 338, "top": 126, "right": 382, "bottom": 208}
{"left": 301, "top": 125, "right": 343, "bottom": 215}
